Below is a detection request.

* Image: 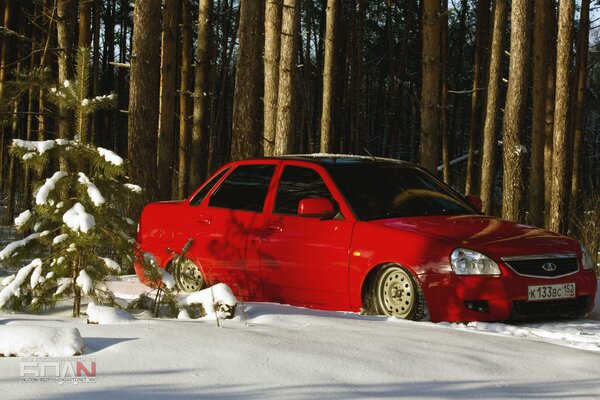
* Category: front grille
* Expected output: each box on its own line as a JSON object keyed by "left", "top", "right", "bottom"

{"left": 502, "top": 255, "right": 579, "bottom": 278}
{"left": 512, "top": 296, "right": 591, "bottom": 319}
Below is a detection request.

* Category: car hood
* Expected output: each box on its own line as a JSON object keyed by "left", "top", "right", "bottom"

{"left": 370, "top": 215, "right": 578, "bottom": 258}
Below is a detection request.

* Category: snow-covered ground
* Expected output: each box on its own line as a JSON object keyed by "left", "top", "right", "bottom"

{"left": 1, "top": 275, "right": 599, "bottom": 399}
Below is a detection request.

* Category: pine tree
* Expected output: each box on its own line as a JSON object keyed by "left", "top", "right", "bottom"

{"left": 0, "top": 48, "right": 143, "bottom": 317}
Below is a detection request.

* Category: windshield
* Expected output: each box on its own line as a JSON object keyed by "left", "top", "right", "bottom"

{"left": 325, "top": 162, "right": 477, "bottom": 220}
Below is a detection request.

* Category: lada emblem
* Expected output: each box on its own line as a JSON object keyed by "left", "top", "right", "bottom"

{"left": 541, "top": 262, "right": 558, "bottom": 272}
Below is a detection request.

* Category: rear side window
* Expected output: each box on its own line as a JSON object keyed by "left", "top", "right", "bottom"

{"left": 274, "top": 166, "right": 333, "bottom": 215}
{"left": 189, "top": 167, "right": 230, "bottom": 205}
{"left": 209, "top": 164, "right": 276, "bottom": 212}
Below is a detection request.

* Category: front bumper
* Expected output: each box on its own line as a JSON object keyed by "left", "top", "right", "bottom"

{"left": 421, "top": 269, "right": 597, "bottom": 322}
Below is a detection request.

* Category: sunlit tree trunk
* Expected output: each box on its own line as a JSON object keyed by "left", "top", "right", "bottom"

{"left": 263, "top": 0, "right": 282, "bottom": 156}
{"left": 440, "top": 0, "right": 449, "bottom": 184}
{"left": 548, "top": 0, "right": 575, "bottom": 234}
{"left": 501, "top": 0, "right": 531, "bottom": 223}
{"left": 178, "top": 0, "right": 192, "bottom": 198}
{"left": 480, "top": 0, "right": 507, "bottom": 215}
{"left": 319, "top": 0, "right": 337, "bottom": 153}
{"left": 56, "top": 0, "right": 75, "bottom": 142}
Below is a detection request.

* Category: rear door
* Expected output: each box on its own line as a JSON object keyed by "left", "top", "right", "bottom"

{"left": 190, "top": 162, "right": 277, "bottom": 300}
{"left": 259, "top": 162, "right": 355, "bottom": 309}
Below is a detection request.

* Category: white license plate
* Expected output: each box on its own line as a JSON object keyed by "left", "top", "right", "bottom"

{"left": 527, "top": 283, "right": 576, "bottom": 301}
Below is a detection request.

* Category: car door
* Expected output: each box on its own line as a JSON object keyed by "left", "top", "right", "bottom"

{"left": 190, "top": 163, "right": 277, "bottom": 301}
{"left": 258, "top": 163, "right": 355, "bottom": 309}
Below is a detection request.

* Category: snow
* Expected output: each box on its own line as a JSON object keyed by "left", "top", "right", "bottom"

{"left": 123, "top": 183, "right": 142, "bottom": 193}
{"left": 85, "top": 302, "right": 135, "bottom": 324}
{"left": 0, "top": 275, "right": 599, "bottom": 399}
{"left": 62, "top": 203, "right": 96, "bottom": 233}
{"left": 29, "top": 263, "right": 42, "bottom": 289}
{"left": 76, "top": 270, "right": 93, "bottom": 295}
{"left": 0, "top": 259, "right": 41, "bottom": 307}
{"left": 35, "top": 171, "right": 68, "bottom": 205}
{"left": 0, "top": 326, "right": 84, "bottom": 357}
{"left": 14, "top": 210, "right": 32, "bottom": 228}
{"left": 179, "top": 283, "right": 237, "bottom": 319}
{"left": 12, "top": 139, "right": 55, "bottom": 154}
{"left": 160, "top": 269, "right": 175, "bottom": 290}
{"left": 0, "top": 232, "right": 41, "bottom": 260}
{"left": 78, "top": 172, "right": 105, "bottom": 206}
{"left": 52, "top": 233, "right": 69, "bottom": 245}
{"left": 97, "top": 147, "right": 123, "bottom": 166}
{"left": 100, "top": 257, "right": 121, "bottom": 273}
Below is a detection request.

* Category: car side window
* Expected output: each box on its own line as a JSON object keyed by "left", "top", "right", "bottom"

{"left": 208, "top": 164, "right": 276, "bottom": 212}
{"left": 189, "top": 167, "right": 230, "bottom": 206}
{"left": 274, "top": 166, "right": 333, "bottom": 215}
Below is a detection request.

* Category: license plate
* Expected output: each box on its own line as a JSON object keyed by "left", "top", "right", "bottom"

{"left": 527, "top": 283, "right": 576, "bottom": 301}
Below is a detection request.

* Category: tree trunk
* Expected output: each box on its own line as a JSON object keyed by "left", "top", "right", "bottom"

{"left": 480, "top": 0, "right": 507, "bottom": 215}
{"left": 418, "top": 0, "right": 441, "bottom": 174}
{"left": 190, "top": 0, "right": 213, "bottom": 186}
{"left": 440, "top": 0, "right": 449, "bottom": 184}
{"left": 548, "top": 0, "right": 575, "bottom": 234}
{"left": 157, "top": 0, "right": 179, "bottom": 200}
{"left": 178, "top": 0, "right": 192, "bottom": 198}
{"left": 56, "top": 0, "right": 75, "bottom": 141}
{"left": 501, "top": 0, "right": 531, "bottom": 223}
{"left": 273, "top": 0, "right": 300, "bottom": 155}
{"left": 128, "top": 0, "right": 161, "bottom": 202}
{"left": 570, "top": 0, "right": 590, "bottom": 213}
{"left": 528, "top": 0, "right": 550, "bottom": 227}
{"left": 464, "top": 0, "right": 488, "bottom": 194}
{"left": 263, "top": 0, "right": 282, "bottom": 156}
{"left": 543, "top": 5, "right": 557, "bottom": 227}
{"left": 319, "top": 0, "right": 336, "bottom": 153}
{"left": 231, "top": 0, "right": 264, "bottom": 160}
{"left": 0, "top": 0, "right": 11, "bottom": 193}
{"left": 78, "top": 0, "right": 91, "bottom": 48}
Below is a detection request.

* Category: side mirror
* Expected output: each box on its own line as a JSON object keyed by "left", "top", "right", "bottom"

{"left": 466, "top": 195, "right": 483, "bottom": 212}
{"left": 298, "top": 198, "right": 336, "bottom": 219}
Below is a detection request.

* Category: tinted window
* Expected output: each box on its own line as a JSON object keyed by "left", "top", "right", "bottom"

{"left": 209, "top": 164, "right": 275, "bottom": 212}
{"left": 325, "top": 163, "right": 476, "bottom": 220}
{"left": 189, "top": 167, "right": 230, "bottom": 205}
{"left": 274, "top": 166, "right": 333, "bottom": 215}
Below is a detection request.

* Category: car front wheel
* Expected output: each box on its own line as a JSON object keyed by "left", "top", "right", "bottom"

{"left": 366, "top": 265, "right": 428, "bottom": 320}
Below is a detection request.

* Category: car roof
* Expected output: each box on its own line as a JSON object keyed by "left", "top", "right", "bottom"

{"left": 258, "top": 153, "right": 415, "bottom": 167}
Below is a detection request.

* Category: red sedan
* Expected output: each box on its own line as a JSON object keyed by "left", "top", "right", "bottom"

{"left": 134, "top": 155, "right": 597, "bottom": 322}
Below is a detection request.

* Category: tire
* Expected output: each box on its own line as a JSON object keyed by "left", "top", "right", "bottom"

{"left": 365, "top": 264, "right": 428, "bottom": 321}
{"left": 171, "top": 258, "right": 204, "bottom": 293}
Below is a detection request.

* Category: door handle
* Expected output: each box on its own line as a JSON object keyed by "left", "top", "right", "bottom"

{"left": 266, "top": 222, "right": 283, "bottom": 232}
{"left": 198, "top": 215, "right": 212, "bottom": 225}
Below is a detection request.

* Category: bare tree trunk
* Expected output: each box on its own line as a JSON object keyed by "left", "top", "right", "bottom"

{"left": 56, "top": 0, "right": 75, "bottom": 142}
{"left": 440, "top": 0, "right": 449, "bottom": 184}
{"left": 570, "top": 0, "right": 590, "bottom": 213}
{"left": 190, "top": 0, "right": 213, "bottom": 186}
{"left": 480, "top": 0, "right": 507, "bottom": 215}
{"left": 464, "top": 0, "right": 488, "bottom": 194}
{"left": 78, "top": 0, "right": 91, "bottom": 47}
{"left": 263, "top": 0, "right": 282, "bottom": 156}
{"left": 319, "top": 0, "right": 336, "bottom": 153}
{"left": 273, "top": 0, "right": 300, "bottom": 155}
{"left": 0, "top": 0, "right": 11, "bottom": 193}
{"left": 128, "top": 0, "right": 161, "bottom": 202}
{"left": 501, "top": 0, "right": 531, "bottom": 223}
{"left": 418, "top": 0, "right": 441, "bottom": 174}
{"left": 548, "top": 0, "right": 575, "bottom": 234}
{"left": 157, "top": 0, "right": 179, "bottom": 200}
{"left": 231, "top": 0, "right": 264, "bottom": 160}
{"left": 543, "top": 6, "right": 557, "bottom": 227}
{"left": 528, "top": 0, "right": 550, "bottom": 227}
{"left": 178, "top": 0, "right": 192, "bottom": 198}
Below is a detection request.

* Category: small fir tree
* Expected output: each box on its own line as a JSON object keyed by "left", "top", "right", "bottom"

{"left": 0, "top": 48, "right": 143, "bottom": 317}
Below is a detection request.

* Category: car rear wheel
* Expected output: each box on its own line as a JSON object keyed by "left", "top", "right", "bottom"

{"left": 366, "top": 265, "right": 428, "bottom": 320}
{"left": 172, "top": 258, "right": 204, "bottom": 293}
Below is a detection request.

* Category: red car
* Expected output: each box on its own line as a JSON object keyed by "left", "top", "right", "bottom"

{"left": 134, "top": 155, "right": 597, "bottom": 322}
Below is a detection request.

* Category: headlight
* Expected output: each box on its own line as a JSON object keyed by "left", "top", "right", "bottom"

{"left": 450, "top": 248, "right": 501, "bottom": 276}
{"left": 580, "top": 244, "right": 595, "bottom": 271}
